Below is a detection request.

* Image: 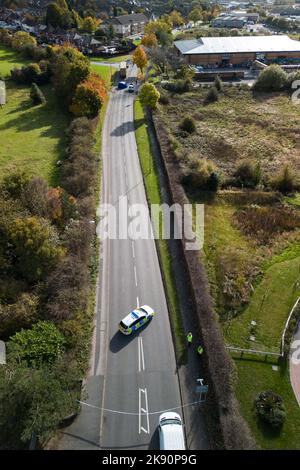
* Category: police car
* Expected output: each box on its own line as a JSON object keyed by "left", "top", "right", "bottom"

{"left": 119, "top": 305, "right": 155, "bottom": 335}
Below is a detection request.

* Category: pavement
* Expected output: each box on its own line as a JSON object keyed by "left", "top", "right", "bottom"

{"left": 57, "top": 64, "right": 184, "bottom": 450}
{"left": 290, "top": 317, "right": 300, "bottom": 407}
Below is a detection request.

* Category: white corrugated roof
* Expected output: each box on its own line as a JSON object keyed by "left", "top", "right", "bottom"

{"left": 174, "top": 35, "right": 300, "bottom": 55}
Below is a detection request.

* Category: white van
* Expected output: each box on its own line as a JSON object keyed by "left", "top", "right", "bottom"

{"left": 158, "top": 412, "right": 185, "bottom": 450}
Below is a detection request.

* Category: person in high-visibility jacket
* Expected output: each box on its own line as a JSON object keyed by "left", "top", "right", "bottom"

{"left": 197, "top": 345, "right": 204, "bottom": 355}
{"left": 187, "top": 332, "right": 193, "bottom": 346}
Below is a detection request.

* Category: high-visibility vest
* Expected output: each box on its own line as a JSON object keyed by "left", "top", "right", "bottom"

{"left": 187, "top": 333, "right": 193, "bottom": 342}
{"left": 197, "top": 346, "right": 203, "bottom": 355}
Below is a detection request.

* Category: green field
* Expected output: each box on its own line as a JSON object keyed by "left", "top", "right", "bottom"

{"left": 234, "top": 360, "right": 300, "bottom": 449}
{"left": 89, "top": 54, "right": 131, "bottom": 63}
{"left": 90, "top": 63, "right": 117, "bottom": 89}
{"left": 0, "top": 46, "right": 30, "bottom": 77}
{"left": 0, "top": 82, "right": 69, "bottom": 185}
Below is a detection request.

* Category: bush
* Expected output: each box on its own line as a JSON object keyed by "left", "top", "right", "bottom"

{"left": 30, "top": 83, "right": 46, "bottom": 105}
{"left": 9, "top": 321, "right": 66, "bottom": 367}
{"left": 179, "top": 116, "right": 196, "bottom": 134}
{"left": 271, "top": 165, "right": 296, "bottom": 194}
{"left": 254, "top": 391, "right": 286, "bottom": 429}
{"left": 253, "top": 65, "right": 287, "bottom": 92}
{"left": 163, "top": 78, "right": 192, "bottom": 94}
{"left": 204, "top": 86, "right": 218, "bottom": 104}
{"left": 158, "top": 93, "right": 170, "bottom": 105}
{"left": 214, "top": 75, "right": 223, "bottom": 92}
{"left": 183, "top": 158, "right": 219, "bottom": 191}
{"left": 234, "top": 160, "right": 261, "bottom": 188}
{"left": 0, "top": 293, "right": 39, "bottom": 339}
{"left": 1, "top": 171, "right": 29, "bottom": 199}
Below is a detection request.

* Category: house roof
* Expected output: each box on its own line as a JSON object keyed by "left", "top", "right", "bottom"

{"left": 174, "top": 35, "right": 300, "bottom": 55}
{"left": 112, "top": 13, "right": 148, "bottom": 26}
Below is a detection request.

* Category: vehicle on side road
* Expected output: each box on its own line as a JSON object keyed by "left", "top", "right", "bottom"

{"left": 119, "top": 61, "right": 127, "bottom": 79}
{"left": 119, "top": 305, "right": 155, "bottom": 335}
{"left": 128, "top": 83, "right": 135, "bottom": 93}
{"left": 118, "top": 81, "right": 128, "bottom": 90}
{"left": 158, "top": 412, "right": 186, "bottom": 450}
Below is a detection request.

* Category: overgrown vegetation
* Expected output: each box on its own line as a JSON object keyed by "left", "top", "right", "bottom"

{"left": 154, "top": 82, "right": 300, "bottom": 449}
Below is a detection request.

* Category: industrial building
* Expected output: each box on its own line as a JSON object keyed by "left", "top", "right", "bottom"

{"left": 174, "top": 35, "right": 300, "bottom": 68}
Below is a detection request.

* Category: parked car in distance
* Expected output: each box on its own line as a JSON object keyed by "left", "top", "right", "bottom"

{"left": 119, "top": 305, "right": 155, "bottom": 335}
{"left": 158, "top": 412, "right": 185, "bottom": 450}
{"left": 128, "top": 83, "right": 135, "bottom": 93}
{"left": 118, "top": 81, "right": 128, "bottom": 90}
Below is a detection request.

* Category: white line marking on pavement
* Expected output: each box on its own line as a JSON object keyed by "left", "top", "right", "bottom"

{"left": 138, "top": 337, "right": 145, "bottom": 372}
{"left": 139, "top": 388, "right": 150, "bottom": 434}
{"left": 137, "top": 296, "right": 139, "bottom": 308}
{"left": 132, "top": 241, "right": 135, "bottom": 258}
{"left": 134, "top": 265, "right": 138, "bottom": 286}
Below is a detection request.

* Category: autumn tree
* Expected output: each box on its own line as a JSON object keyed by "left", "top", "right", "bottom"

{"left": 141, "top": 33, "right": 158, "bottom": 49}
{"left": 169, "top": 10, "right": 185, "bottom": 27}
{"left": 11, "top": 31, "right": 36, "bottom": 51}
{"left": 132, "top": 45, "right": 148, "bottom": 74}
{"left": 144, "top": 20, "right": 172, "bottom": 45}
{"left": 139, "top": 83, "right": 160, "bottom": 109}
{"left": 69, "top": 72, "right": 107, "bottom": 118}
{"left": 188, "top": 8, "right": 203, "bottom": 23}
{"left": 81, "top": 16, "right": 100, "bottom": 33}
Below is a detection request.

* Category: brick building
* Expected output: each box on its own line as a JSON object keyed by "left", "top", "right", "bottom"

{"left": 174, "top": 35, "right": 300, "bottom": 67}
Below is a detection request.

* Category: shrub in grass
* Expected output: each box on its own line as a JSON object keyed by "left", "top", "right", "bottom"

{"left": 159, "top": 93, "right": 170, "bottom": 105}
{"left": 254, "top": 391, "right": 286, "bottom": 429}
{"left": 179, "top": 116, "right": 196, "bottom": 134}
{"left": 234, "top": 160, "right": 261, "bottom": 188}
{"left": 271, "top": 165, "right": 296, "bottom": 194}
{"left": 214, "top": 75, "right": 223, "bottom": 92}
{"left": 253, "top": 65, "right": 287, "bottom": 92}
{"left": 204, "top": 86, "right": 218, "bottom": 104}
{"left": 183, "top": 158, "right": 219, "bottom": 191}
{"left": 30, "top": 83, "right": 46, "bottom": 105}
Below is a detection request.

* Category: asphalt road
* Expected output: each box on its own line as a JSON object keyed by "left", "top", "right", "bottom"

{"left": 57, "top": 65, "right": 182, "bottom": 450}
{"left": 98, "top": 65, "right": 182, "bottom": 449}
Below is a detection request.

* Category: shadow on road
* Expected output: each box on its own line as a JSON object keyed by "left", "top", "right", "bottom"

{"left": 110, "top": 322, "right": 153, "bottom": 353}
{"left": 110, "top": 120, "right": 134, "bottom": 137}
{"left": 148, "top": 427, "right": 159, "bottom": 450}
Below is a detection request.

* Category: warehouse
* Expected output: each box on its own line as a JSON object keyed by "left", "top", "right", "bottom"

{"left": 174, "top": 35, "right": 300, "bottom": 67}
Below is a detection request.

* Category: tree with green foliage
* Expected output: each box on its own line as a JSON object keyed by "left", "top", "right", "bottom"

{"left": 188, "top": 8, "right": 202, "bottom": 23}
{"left": 9, "top": 216, "right": 65, "bottom": 283}
{"left": 254, "top": 64, "right": 287, "bottom": 92}
{"left": 169, "top": 10, "right": 185, "bottom": 27}
{"left": 0, "top": 362, "right": 77, "bottom": 446}
{"left": 81, "top": 15, "right": 100, "bottom": 33}
{"left": 9, "top": 321, "right": 66, "bottom": 366}
{"left": 11, "top": 31, "right": 36, "bottom": 51}
{"left": 254, "top": 391, "right": 286, "bottom": 429}
{"left": 139, "top": 83, "right": 160, "bottom": 109}
{"left": 30, "top": 83, "right": 46, "bottom": 105}
{"left": 51, "top": 45, "right": 90, "bottom": 103}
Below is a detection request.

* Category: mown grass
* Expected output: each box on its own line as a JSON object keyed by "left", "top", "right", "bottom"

{"left": 234, "top": 359, "right": 300, "bottom": 449}
{"left": 0, "top": 45, "right": 30, "bottom": 77}
{"left": 89, "top": 54, "right": 130, "bottom": 63}
{"left": 90, "top": 64, "right": 117, "bottom": 90}
{"left": 134, "top": 98, "right": 186, "bottom": 362}
{"left": 0, "top": 82, "right": 69, "bottom": 185}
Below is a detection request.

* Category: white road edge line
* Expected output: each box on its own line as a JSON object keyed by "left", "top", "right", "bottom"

{"left": 132, "top": 241, "right": 135, "bottom": 258}
{"left": 137, "top": 296, "right": 139, "bottom": 308}
{"left": 134, "top": 265, "right": 138, "bottom": 287}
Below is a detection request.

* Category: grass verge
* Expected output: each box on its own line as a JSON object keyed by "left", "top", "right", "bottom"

{"left": 134, "top": 98, "right": 185, "bottom": 361}
{"left": 234, "top": 359, "right": 300, "bottom": 449}
{"left": 0, "top": 45, "right": 30, "bottom": 77}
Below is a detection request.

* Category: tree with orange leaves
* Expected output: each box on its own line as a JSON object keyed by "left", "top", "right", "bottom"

{"left": 132, "top": 45, "right": 148, "bottom": 74}
{"left": 141, "top": 33, "right": 158, "bottom": 49}
{"left": 69, "top": 72, "right": 107, "bottom": 118}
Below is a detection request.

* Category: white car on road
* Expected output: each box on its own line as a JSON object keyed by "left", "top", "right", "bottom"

{"left": 158, "top": 412, "right": 185, "bottom": 450}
